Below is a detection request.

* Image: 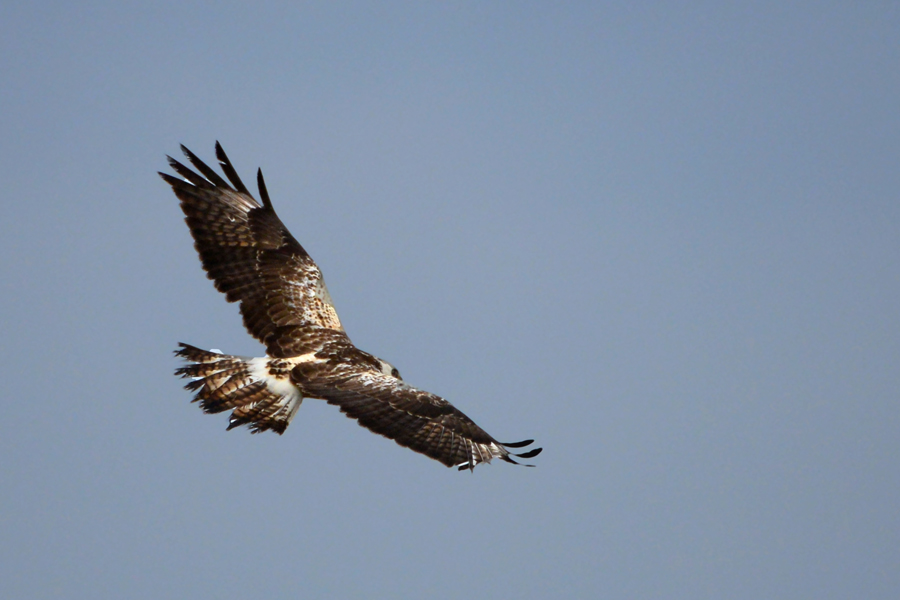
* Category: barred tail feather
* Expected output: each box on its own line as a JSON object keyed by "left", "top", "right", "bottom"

{"left": 174, "top": 343, "right": 302, "bottom": 434}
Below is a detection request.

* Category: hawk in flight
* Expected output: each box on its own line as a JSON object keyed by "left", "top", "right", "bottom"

{"left": 161, "top": 143, "right": 542, "bottom": 471}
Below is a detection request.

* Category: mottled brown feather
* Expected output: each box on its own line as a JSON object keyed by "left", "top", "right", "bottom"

{"left": 160, "top": 146, "right": 344, "bottom": 357}
{"left": 290, "top": 346, "right": 539, "bottom": 469}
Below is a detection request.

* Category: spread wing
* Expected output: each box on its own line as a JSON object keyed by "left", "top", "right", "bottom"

{"left": 159, "top": 143, "right": 344, "bottom": 357}
{"left": 293, "top": 362, "right": 542, "bottom": 470}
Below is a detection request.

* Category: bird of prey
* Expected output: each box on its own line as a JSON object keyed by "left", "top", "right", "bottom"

{"left": 161, "top": 143, "right": 541, "bottom": 471}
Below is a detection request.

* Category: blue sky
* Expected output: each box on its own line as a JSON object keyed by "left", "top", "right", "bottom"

{"left": 2, "top": 2, "right": 898, "bottom": 599}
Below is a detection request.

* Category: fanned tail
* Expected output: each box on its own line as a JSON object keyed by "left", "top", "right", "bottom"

{"left": 174, "top": 343, "right": 302, "bottom": 434}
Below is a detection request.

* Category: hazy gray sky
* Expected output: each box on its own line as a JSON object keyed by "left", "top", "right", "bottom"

{"left": 2, "top": 2, "right": 898, "bottom": 599}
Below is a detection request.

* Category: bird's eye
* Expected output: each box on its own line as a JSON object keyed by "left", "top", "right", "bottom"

{"left": 391, "top": 368, "right": 402, "bottom": 380}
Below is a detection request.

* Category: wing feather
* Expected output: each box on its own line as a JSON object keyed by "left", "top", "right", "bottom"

{"left": 215, "top": 140, "right": 250, "bottom": 195}
{"left": 180, "top": 144, "right": 231, "bottom": 189}
{"left": 160, "top": 143, "right": 345, "bottom": 356}
{"left": 294, "top": 364, "right": 541, "bottom": 470}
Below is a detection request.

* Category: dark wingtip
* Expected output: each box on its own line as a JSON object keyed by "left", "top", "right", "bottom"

{"left": 496, "top": 441, "right": 543, "bottom": 468}
{"left": 214, "top": 141, "right": 250, "bottom": 195}
{"left": 502, "top": 439, "right": 535, "bottom": 448}
{"left": 165, "top": 155, "right": 185, "bottom": 174}
{"left": 164, "top": 154, "right": 213, "bottom": 188}
{"left": 513, "top": 447, "right": 542, "bottom": 459}
{"left": 257, "top": 168, "right": 273, "bottom": 209}
{"left": 177, "top": 144, "right": 230, "bottom": 188}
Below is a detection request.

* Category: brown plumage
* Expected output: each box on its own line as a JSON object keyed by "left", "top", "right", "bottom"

{"left": 162, "top": 143, "right": 541, "bottom": 470}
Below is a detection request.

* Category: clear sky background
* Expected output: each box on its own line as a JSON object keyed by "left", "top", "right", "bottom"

{"left": 1, "top": 2, "right": 898, "bottom": 599}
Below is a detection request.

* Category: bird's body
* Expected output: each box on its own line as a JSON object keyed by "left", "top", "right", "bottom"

{"left": 161, "top": 143, "right": 541, "bottom": 470}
